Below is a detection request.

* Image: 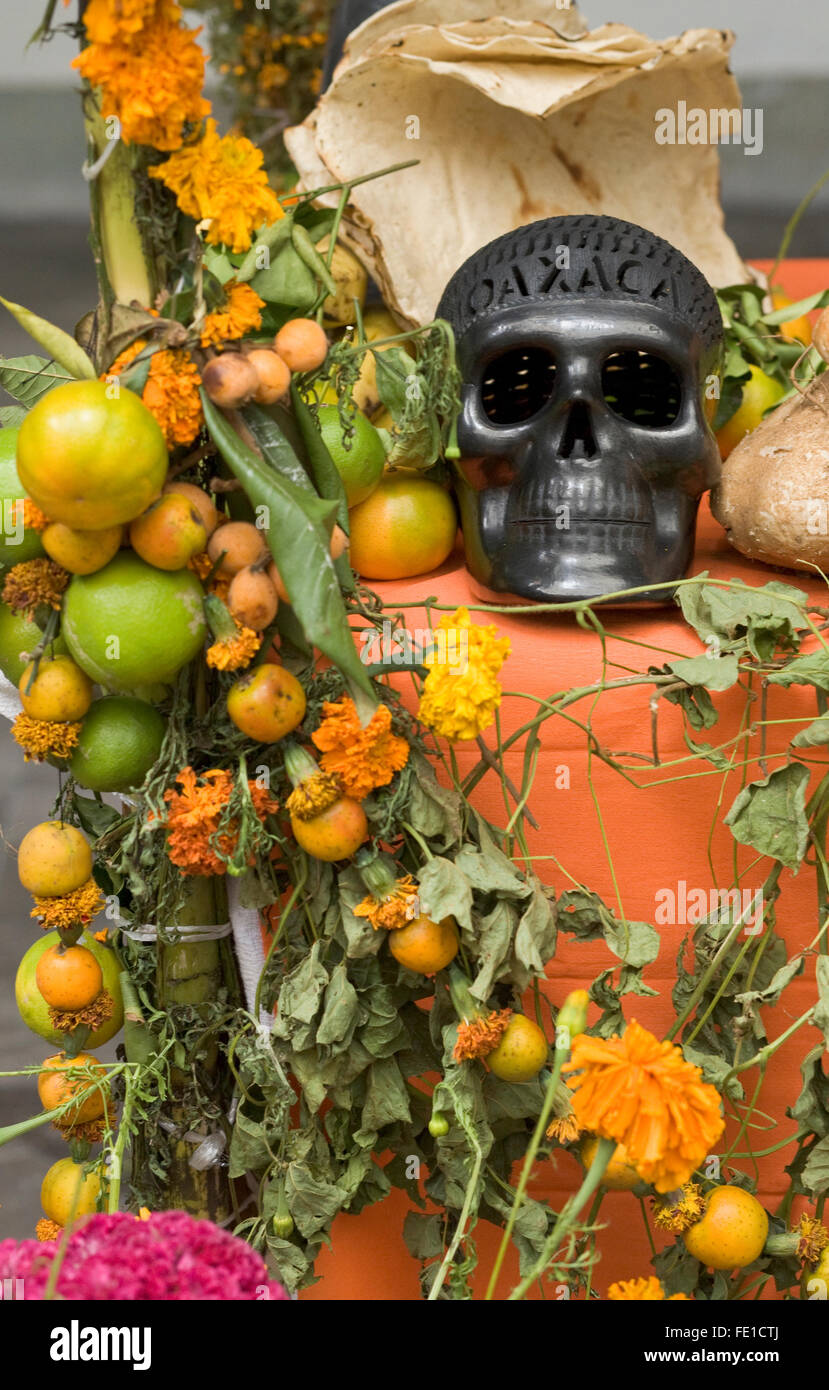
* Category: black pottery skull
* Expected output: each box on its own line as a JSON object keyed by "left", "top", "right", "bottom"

{"left": 436, "top": 215, "right": 723, "bottom": 604}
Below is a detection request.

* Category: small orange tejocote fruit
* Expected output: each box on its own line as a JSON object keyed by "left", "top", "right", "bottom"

{"left": 201, "top": 353, "right": 259, "bottom": 409}
{"left": 18, "top": 653, "right": 93, "bottom": 723}
{"left": 207, "top": 520, "right": 268, "bottom": 577}
{"left": 227, "top": 663, "right": 307, "bottom": 742}
{"left": 388, "top": 913, "right": 459, "bottom": 975}
{"left": 581, "top": 1135, "right": 642, "bottom": 1191}
{"left": 246, "top": 349, "right": 291, "bottom": 405}
{"left": 37, "top": 1051, "right": 107, "bottom": 1123}
{"left": 274, "top": 318, "right": 328, "bottom": 373}
{"left": 486, "top": 1013, "right": 548, "bottom": 1082}
{"left": 35, "top": 943, "right": 103, "bottom": 1011}
{"left": 41, "top": 521, "right": 123, "bottom": 576}
{"left": 683, "top": 1185, "right": 769, "bottom": 1270}
{"left": 17, "top": 821, "right": 93, "bottom": 897}
{"left": 162, "top": 481, "right": 220, "bottom": 537}
{"left": 129, "top": 494, "right": 208, "bottom": 571}
{"left": 291, "top": 797, "right": 367, "bottom": 862}
{"left": 40, "top": 1156, "right": 102, "bottom": 1227}
{"left": 228, "top": 565, "right": 278, "bottom": 631}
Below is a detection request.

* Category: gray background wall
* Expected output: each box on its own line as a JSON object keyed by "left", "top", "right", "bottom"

{"left": 0, "top": 0, "right": 826, "bottom": 1241}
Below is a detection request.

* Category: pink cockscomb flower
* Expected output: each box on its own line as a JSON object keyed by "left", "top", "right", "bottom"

{"left": 0, "top": 1210, "right": 290, "bottom": 1301}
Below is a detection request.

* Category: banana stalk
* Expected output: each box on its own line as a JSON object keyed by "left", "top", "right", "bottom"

{"left": 82, "top": 95, "right": 155, "bottom": 310}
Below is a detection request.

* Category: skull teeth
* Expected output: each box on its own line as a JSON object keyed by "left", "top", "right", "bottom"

{"left": 511, "top": 474, "right": 653, "bottom": 524}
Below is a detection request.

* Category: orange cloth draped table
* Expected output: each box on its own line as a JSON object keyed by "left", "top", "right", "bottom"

{"left": 301, "top": 261, "right": 829, "bottom": 1300}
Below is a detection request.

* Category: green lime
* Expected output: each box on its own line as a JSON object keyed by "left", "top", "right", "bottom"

{"left": 0, "top": 601, "right": 65, "bottom": 685}
{"left": 70, "top": 695, "right": 165, "bottom": 792}
{"left": 62, "top": 551, "right": 206, "bottom": 692}
{"left": 16, "top": 929, "right": 124, "bottom": 1048}
{"left": 0, "top": 427, "right": 46, "bottom": 570}
{"left": 317, "top": 404, "right": 385, "bottom": 506}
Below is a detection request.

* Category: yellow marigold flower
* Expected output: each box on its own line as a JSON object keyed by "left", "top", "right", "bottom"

{"left": 73, "top": 14, "right": 210, "bottom": 151}
{"left": 200, "top": 281, "right": 265, "bottom": 347}
{"left": 797, "top": 1214, "right": 829, "bottom": 1266}
{"left": 2, "top": 558, "right": 69, "bottom": 617}
{"left": 608, "top": 1277, "right": 688, "bottom": 1301}
{"left": 82, "top": 0, "right": 181, "bottom": 44}
{"left": 564, "top": 1019, "right": 725, "bottom": 1194}
{"left": 354, "top": 874, "right": 420, "bottom": 931}
{"left": 454, "top": 1008, "right": 512, "bottom": 1062}
{"left": 106, "top": 341, "right": 203, "bottom": 449}
{"left": 418, "top": 606, "right": 510, "bottom": 742}
{"left": 137, "top": 1207, "right": 152, "bottom": 1221}
{"left": 12, "top": 714, "right": 82, "bottom": 763}
{"left": 49, "top": 989, "right": 114, "bottom": 1036}
{"left": 36, "top": 1218, "right": 62, "bottom": 1242}
{"left": 311, "top": 696, "right": 409, "bottom": 800}
{"left": 149, "top": 118, "right": 283, "bottom": 252}
{"left": 285, "top": 772, "right": 343, "bottom": 821}
{"left": 22, "top": 499, "right": 50, "bottom": 531}
{"left": 653, "top": 1182, "right": 706, "bottom": 1234}
{"left": 30, "top": 878, "right": 105, "bottom": 931}
{"left": 206, "top": 624, "right": 262, "bottom": 672}
{"left": 188, "top": 550, "right": 214, "bottom": 582}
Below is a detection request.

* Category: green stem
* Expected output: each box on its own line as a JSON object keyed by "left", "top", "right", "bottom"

{"left": 509, "top": 1137, "right": 616, "bottom": 1300}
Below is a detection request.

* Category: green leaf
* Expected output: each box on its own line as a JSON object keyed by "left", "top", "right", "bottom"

{"left": 0, "top": 354, "right": 74, "bottom": 408}
{"left": 0, "top": 298, "right": 96, "bottom": 379}
{"left": 72, "top": 795, "right": 122, "bottom": 839}
{"left": 513, "top": 882, "right": 558, "bottom": 985}
{"left": 228, "top": 1104, "right": 271, "bottom": 1177}
{"left": 681, "top": 1039, "right": 744, "bottom": 1100}
{"left": 290, "top": 383, "right": 349, "bottom": 531}
{"left": 403, "top": 1211, "right": 444, "bottom": 1260}
{"left": 814, "top": 957, "right": 829, "bottom": 1048}
{"left": 316, "top": 961, "right": 360, "bottom": 1049}
{"left": 242, "top": 402, "right": 317, "bottom": 497}
{"left": 766, "top": 652, "right": 829, "bottom": 693}
{"left": 603, "top": 918, "right": 660, "bottom": 969}
{"left": 469, "top": 899, "right": 516, "bottom": 1000}
{"left": 792, "top": 717, "right": 829, "bottom": 748}
{"left": 662, "top": 680, "right": 719, "bottom": 730}
{"left": 357, "top": 1057, "right": 412, "bottom": 1136}
{"left": 417, "top": 857, "right": 474, "bottom": 937}
{"left": 668, "top": 653, "right": 740, "bottom": 690}
{"left": 408, "top": 750, "right": 462, "bottom": 847}
{"left": 725, "top": 763, "right": 810, "bottom": 869}
{"left": 763, "top": 289, "right": 829, "bottom": 324}
{"left": 801, "top": 1135, "right": 829, "bottom": 1196}
{"left": 201, "top": 392, "right": 377, "bottom": 721}
{"left": 677, "top": 577, "right": 807, "bottom": 661}
{"left": 0, "top": 405, "right": 26, "bottom": 428}
{"left": 285, "top": 1160, "right": 348, "bottom": 1238}
{"left": 251, "top": 243, "right": 318, "bottom": 310}
{"left": 788, "top": 1045, "right": 829, "bottom": 1138}
{"left": 337, "top": 865, "right": 384, "bottom": 959}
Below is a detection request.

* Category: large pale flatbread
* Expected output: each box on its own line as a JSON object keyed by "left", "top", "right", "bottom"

{"left": 285, "top": 1, "right": 747, "bottom": 327}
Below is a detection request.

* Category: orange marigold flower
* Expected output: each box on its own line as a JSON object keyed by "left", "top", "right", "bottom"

{"left": 149, "top": 118, "right": 282, "bottom": 252}
{"left": 454, "top": 1008, "right": 512, "bottom": 1062}
{"left": 201, "top": 281, "right": 265, "bottom": 347}
{"left": 12, "top": 714, "right": 81, "bottom": 763}
{"left": 30, "top": 878, "right": 106, "bottom": 931}
{"left": 22, "top": 499, "right": 50, "bottom": 531}
{"left": 49, "top": 989, "right": 115, "bottom": 1036}
{"left": 2, "top": 558, "right": 68, "bottom": 617}
{"left": 83, "top": 0, "right": 181, "bottom": 45}
{"left": 797, "top": 1214, "right": 829, "bottom": 1266}
{"left": 311, "top": 696, "right": 409, "bottom": 801}
{"left": 546, "top": 1112, "right": 582, "bottom": 1145}
{"left": 188, "top": 551, "right": 214, "bottom": 581}
{"left": 105, "top": 341, "right": 203, "bottom": 449}
{"left": 354, "top": 873, "right": 420, "bottom": 931}
{"left": 608, "top": 1277, "right": 688, "bottom": 1301}
{"left": 206, "top": 623, "right": 262, "bottom": 672}
{"left": 36, "top": 1218, "right": 62, "bottom": 1242}
{"left": 163, "top": 766, "right": 278, "bottom": 876}
{"left": 564, "top": 1020, "right": 725, "bottom": 1194}
{"left": 73, "top": 15, "right": 210, "bottom": 151}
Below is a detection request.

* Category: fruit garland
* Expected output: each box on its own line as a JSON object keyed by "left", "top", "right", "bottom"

{"left": 0, "top": 0, "right": 828, "bottom": 1303}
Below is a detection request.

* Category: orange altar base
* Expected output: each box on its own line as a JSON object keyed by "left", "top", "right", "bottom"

{"left": 300, "top": 261, "right": 828, "bottom": 1300}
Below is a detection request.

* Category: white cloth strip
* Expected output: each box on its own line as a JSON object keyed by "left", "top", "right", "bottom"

{"left": 120, "top": 921, "right": 233, "bottom": 944}
{"left": 227, "top": 876, "right": 272, "bottom": 1028}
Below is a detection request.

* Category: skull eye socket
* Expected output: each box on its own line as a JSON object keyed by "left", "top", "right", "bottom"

{"left": 601, "top": 351, "right": 682, "bottom": 427}
{"left": 481, "top": 347, "right": 557, "bottom": 425}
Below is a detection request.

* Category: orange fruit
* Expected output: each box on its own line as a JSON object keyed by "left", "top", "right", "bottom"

{"left": 37, "top": 1051, "right": 108, "bottom": 1123}
{"left": 716, "top": 365, "right": 785, "bottom": 460}
{"left": 41, "top": 1157, "right": 102, "bottom": 1226}
{"left": 684, "top": 1185, "right": 769, "bottom": 1270}
{"left": 227, "top": 664, "right": 306, "bottom": 742}
{"left": 275, "top": 318, "right": 329, "bottom": 373}
{"left": 349, "top": 472, "right": 457, "bottom": 579}
{"left": 207, "top": 520, "right": 268, "bottom": 577}
{"left": 17, "top": 820, "right": 92, "bottom": 896}
{"left": 388, "top": 913, "right": 459, "bottom": 974}
{"left": 162, "top": 480, "right": 220, "bottom": 537}
{"left": 487, "top": 1013, "right": 548, "bottom": 1082}
{"left": 228, "top": 566, "right": 278, "bottom": 630}
{"left": 246, "top": 349, "right": 291, "bottom": 405}
{"left": 290, "top": 797, "right": 368, "bottom": 861}
{"left": 17, "top": 931, "right": 123, "bottom": 1047}
{"left": 771, "top": 290, "right": 812, "bottom": 347}
{"left": 35, "top": 944, "right": 103, "bottom": 1011}
{"left": 18, "top": 652, "right": 93, "bottom": 722}
{"left": 41, "top": 521, "right": 123, "bottom": 575}
{"left": 581, "top": 1135, "right": 642, "bottom": 1191}
{"left": 16, "top": 380, "right": 167, "bottom": 529}
{"left": 129, "top": 493, "right": 207, "bottom": 570}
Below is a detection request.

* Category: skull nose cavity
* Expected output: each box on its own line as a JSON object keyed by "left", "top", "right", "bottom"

{"left": 558, "top": 400, "right": 598, "bottom": 461}
{"left": 481, "top": 346, "right": 557, "bottom": 424}
{"left": 601, "top": 350, "right": 682, "bottom": 427}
